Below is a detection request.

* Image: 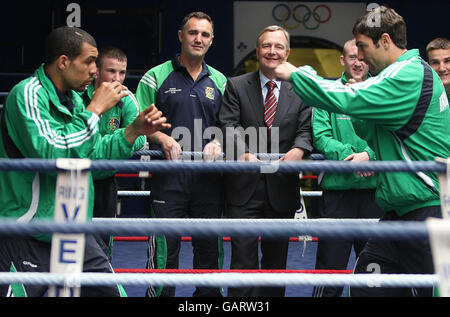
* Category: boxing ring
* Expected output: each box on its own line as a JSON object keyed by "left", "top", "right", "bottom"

{"left": 1, "top": 153, "right": 449, "bottom": 297}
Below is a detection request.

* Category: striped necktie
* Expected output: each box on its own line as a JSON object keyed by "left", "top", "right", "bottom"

{"left": 264, "top": 81, "right": 277, "bottom": 130}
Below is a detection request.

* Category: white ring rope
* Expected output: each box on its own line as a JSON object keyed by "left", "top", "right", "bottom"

{"left": 0, "top": 217, "right": 435, "bottom": 289}
{"left": 117, "top": 190, "right": 323, "bottom": 197}
{"left": 0, "top": 218, "right": 427, "bottom": 240}
{"left": 0, "top": 272, "right": 438, "bottom": 288}
{"left": 0, "top": 156, "right": 444, "bottom": 291}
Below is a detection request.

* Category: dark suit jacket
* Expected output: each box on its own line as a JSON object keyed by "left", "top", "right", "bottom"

{"left": 218, "top": 71, "right": 312, "bottom": 212}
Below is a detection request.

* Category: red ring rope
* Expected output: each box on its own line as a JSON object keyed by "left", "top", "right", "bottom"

{"left": 114, "top": 174, "right": 317, "bottom": 179}
{"left": 113, "top": 268, "right": 352, "bottom": 274}
{"left": 113, "top": 236, "right": 319, "bottom": 242}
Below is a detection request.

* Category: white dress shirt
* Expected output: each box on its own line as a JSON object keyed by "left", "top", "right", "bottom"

{"left": 259, "top": 71, "right": 281, "bottom": 103}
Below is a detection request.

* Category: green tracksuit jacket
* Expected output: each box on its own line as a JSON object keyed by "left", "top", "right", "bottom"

{"left": 0, "top": 64, "right": 140, "bottom": 239}
{"left": 290, "top": 49, "right": 450, "bottom": 215}
{"left": 80, "top": 81, "right": 146, "bottom": 179}
{"left": 312, "top": 73, "right": 377, "bottom": 190}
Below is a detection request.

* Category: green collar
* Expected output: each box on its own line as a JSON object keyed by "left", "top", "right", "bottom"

{"left": 80, "top": 78, "right": 95, "bottom": 102}
{"left": 35, "top": 64, "right": 74, "bottom": 116}
{"left": 340, "top": 71, "right": 371, "bottom": 84}
{"left": 395, "top": 49, "right": 419, "bottom": 62}
{"left": 340, "top": 72, "right": 348, "bottom": 85}
{"left": 83, "top": 80, "right": 95, "bottom": 101}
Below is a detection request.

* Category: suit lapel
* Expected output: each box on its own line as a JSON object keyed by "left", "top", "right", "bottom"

{"left": 245, "top": 72, "right": 265, "bottom": 126}
{"left": 272, "top": 81, "right": 294, "bottom": 128}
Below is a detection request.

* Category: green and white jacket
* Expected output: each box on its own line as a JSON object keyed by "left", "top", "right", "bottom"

{"left": 312, "top": 73, "right": 377, "bottom": 191}
{"left": 290, "top": 49, "right": 450, "bottom": 215}
{"left": 0, "top": 64, "right": 140, "bottom": 238}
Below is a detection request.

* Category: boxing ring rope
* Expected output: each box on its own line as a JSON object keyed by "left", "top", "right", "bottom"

{"left": 112, "top": 268, "right": 353, "bottom": 274}
{"left": 133, "top": 149, "right": 327, "bottom": 161}
{"left": 0, "top": 218, "right": 422, "bottom": 240}
{"left": 0, "top": 157, "right": 447, "bottom": 290}
{"left": 0, "top": 158, "right": 445, "bottom": 173}
{"left": 117, "top": 190, "right": 323, "bottom": 197}
{"left": 0, "top": 214, "right": 440, "bottom": 289}
{"left": 113, "top": 236, "right": 319, "bottom": 242}
{"left": 0, "top": 272, "right": 437, "bottom": 289}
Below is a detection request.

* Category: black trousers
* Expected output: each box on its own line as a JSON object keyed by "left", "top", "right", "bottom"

{"left": 146, "top": 172, "right": 223, "bottom": 297}
{"left": 93, "top": 177, "right": 118, "bottom": 258}
{"left": 313, "top": 189, "right": 384, "bottom": 297}
{"left": 93, "top": 177, "right": 118, "bottom": 219}
{"left": 0, "top": 234, "right": 121, "bottom": 297}
{"left": 350, "top": 205, "right": 441, "bottom": 297}
{"left": 226, "top": 176, "right": 294, "bottom": 297}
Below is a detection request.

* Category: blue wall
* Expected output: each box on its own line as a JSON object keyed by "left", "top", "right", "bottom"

{"left": 153, "top": 0, "right": 450, "bottom": 77}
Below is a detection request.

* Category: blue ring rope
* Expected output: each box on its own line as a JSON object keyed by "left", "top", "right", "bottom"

{"left": 0, "top": 158, "right": 445, "bottom": 173}
{"left": 133, "top": 150, "right": 326, "bottom": 161}
{"left": 0, "top": 219, "right": 430, "bottom": 240}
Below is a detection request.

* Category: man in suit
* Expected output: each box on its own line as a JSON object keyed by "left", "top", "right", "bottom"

{"left": 219, "top": 25, "right": 312, "bottom": 297}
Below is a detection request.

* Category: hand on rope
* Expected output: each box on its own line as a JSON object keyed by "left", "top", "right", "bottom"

{"left": 238, "top": 152, "right": 261, "bottom": 162}
{"left": 203, "top": 140, "right": 223, "bottom": 161}
{"left": 279, "top": 147, "right": 305, "bottom": 161}
{"left": 148, "top": 132, "right": 182, "bottom": 160}
{"left": 344, "top": 151, "right": 374, "bottom": 177}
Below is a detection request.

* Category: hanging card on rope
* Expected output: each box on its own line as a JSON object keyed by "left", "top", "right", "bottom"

{"left": 436, "top": 157, "right": 450, "bottom": 219}
{"left": 48, "top": 159, "right": 91, "bottom": 297}
{"left": 295, "top": 173, "right": 313, "bottom": 256}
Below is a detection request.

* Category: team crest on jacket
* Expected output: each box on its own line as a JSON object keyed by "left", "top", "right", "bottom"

{"left": 108, "top": 117, "right": 120, "bottom": 131}
{"left": 205, "top": 87, "right": 215, "bottom": 100}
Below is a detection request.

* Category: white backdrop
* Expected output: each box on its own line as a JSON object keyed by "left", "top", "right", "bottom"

{"left": 233, "top": 1, "right": 369, "bottom": 67}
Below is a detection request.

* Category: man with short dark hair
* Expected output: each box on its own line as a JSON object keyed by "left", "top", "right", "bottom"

{"left": 136, "top": 12, "right": 226, "bottom": 297}
{"left": 312, "top": 38, "right": 383, "bottom": 297}
{"left": 275, "top": 6, "right": 449, "bottom": 297}
{"left": 0, "top": 26, "right": 169, "bottom": 297}
{"left": 426, "top": 38, "right": 450, "bottom": 97}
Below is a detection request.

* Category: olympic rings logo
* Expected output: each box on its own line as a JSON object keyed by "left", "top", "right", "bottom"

{"left": 272, "top": 4, "right": 332, "bottom": 31}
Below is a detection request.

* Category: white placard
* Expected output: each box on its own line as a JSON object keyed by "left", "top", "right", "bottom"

{"left": 436, "top": 157, "right": 450, "bottom": 219}
{"left": 426, "top": 218, "right": 450, "bottom": 297}
{"left": 426, "top": 157, "right": 450, "bottom": 296}
{"left": 48, "top": 159, "right": 91, "bottom": 297}
{"left": 296, "top": 173, "right": 312, "bottom": 256}
{"left": 138, "top": 155, "right": 151, "bottom": 178}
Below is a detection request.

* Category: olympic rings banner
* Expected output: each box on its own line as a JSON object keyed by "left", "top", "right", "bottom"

{"left": 233, "top": 1, "right": 367, "bottom": 67}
